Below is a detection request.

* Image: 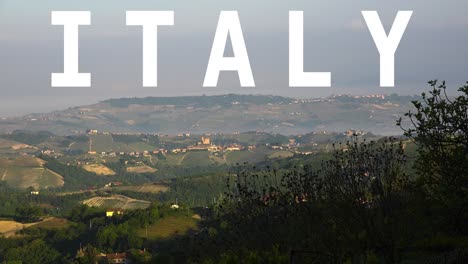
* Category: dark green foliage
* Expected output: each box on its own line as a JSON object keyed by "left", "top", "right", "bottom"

{"left": 0, "top": 184, "right": 42, "bottom": 217}
{"left": 207, "top": 139, "right": 413, "bottom": 263}
{"left": 3, "top": 239, "right": 60, "bottom": 264}
{"left": 40, "top": 155, "right": 109, "bottom": 190}
{"left": 95, "top": 222, "right": 143, "bottom": 252}
{"left": 69, "top": 134, "right": 89, "bottom": 143}
{"left": 0, "top": 203, "right": 170, "bottom": 263}
{"left": 112, "top": 134, "right": 143, "bottom": 144}
{"left": 398, "top": 80, "right": 468, "bottom": 234}
{"left": 155, "top": 173, "right": 227, "bottom": 207}
{"left": 156, "top": 151, "right": 166, "bottom": 160}
{"left": 15, "top": 205, "right": 43, "bottom": 223}
{"left": 74, "top": 244, "right": 101, "bottom": 264}
{"left": 187, "top": 246, "right": 289, "bottom": 264}
{"left": 2, "top": 130, "right": 54, "bottom": 145}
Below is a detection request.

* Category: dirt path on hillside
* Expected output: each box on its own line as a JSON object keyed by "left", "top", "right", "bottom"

{"left": 0, "top": 220, "right": 39, "bottom": 237}
{"left": 68, "top": 142, "right": 75, "bottom": 151}
{"left": 1, "top": 168, "right": 8, "bottom": 181}
{"left": 179, "top": 153, "right": 188, "bottom": 165}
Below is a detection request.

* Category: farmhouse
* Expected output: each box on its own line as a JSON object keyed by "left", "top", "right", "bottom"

{"left": 208, "top": 145, "right": 220, "bottom": 152}
{"left": 106, "top": 253, "right": 128, "bottom": 264}
{"left": 248, "top": 145, "right": 256, "bottom": 151}
{"left": 106, "top": 210, "right": 124, "bottom": 217}
{"left": 226, "top": 144, "right": 243, "bottom": 151}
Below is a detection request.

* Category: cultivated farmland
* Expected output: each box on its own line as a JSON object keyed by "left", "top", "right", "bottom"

{"left": 82, "top": 164, "right": 116, "bottom": 176}
{"left": 114, "top": 183, "right": 169, "bottom": 193}
{"left": 126, "top": 165, "right": 157, "bottom": 174}
{"left": 82, "top": 195, "right": 151, "bottom": 210}
{"left": 0, "top": 157, "right": 64, "bottom": 189}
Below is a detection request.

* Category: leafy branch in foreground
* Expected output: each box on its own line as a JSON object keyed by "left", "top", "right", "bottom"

{"left": 398, "top": 80, "right": 468, "bottom": 233}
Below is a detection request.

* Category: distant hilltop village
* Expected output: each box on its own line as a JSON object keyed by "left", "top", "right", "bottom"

{"left": 36, "top": 129, "right": 371, "bottom": 160}
{"left": 291, "top": 94, "right": 387, "bottom": 103}
{"left": 332, "top": 94, "right": 386, "bottom": 100}
{"left": 84, "top": 130, "right": 248, "bottom": 157}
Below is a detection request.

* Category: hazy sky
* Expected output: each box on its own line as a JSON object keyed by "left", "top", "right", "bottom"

{"left": 0, "top": 0, "right": 467, "bottom": 116}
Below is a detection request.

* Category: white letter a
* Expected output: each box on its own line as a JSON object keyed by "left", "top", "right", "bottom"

{"left": 203, "top": 11, "right": 255, "bottom": 87}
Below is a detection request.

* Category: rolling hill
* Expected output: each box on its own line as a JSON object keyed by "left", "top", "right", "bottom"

{"left": 82, "top": 195, "right": 151, "bottom": 210}
{"left": 0, "top": 156, "right": 64, "bottom": 190}
{"left": 0, "top": 94, "right": 417, "bottom": 136}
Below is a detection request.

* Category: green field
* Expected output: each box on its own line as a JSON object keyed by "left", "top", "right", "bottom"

{"left": 82, "top": 195, "right": 151, "bottom": 210}
{"left": 12, "top": 156, "right": 44, "bottom": 167}
{"left": 0, "top": 157, "right": 64, "bottom": 189}
{"left": 89, "top": 134, "right": 119, "bottom": 152}
{"left": 267, "top": 150, "right": 294, "bottom": 159}
{"left": 137, "top": 214, "right": 199, "bottom": 240}
{"left": 127, "top": 142, "right": 156, "bottom": 152}
{"left": 88, "top": 134, "right": 158, "bottom": 153}
{"left": 156, "top": 151, "right": 227, "bottom": 167}
{"left": 160, "top": 153, "right": 186, "bottom": 166}
{"left": 114, "top": 184, "right": 169, "bottom": 193}
{"left": 225, "top": 150, "right": 267, "bottom": 164}
{"left": 25, "top": 217, "right": 70, "bottom": 231}
{"left": 68, "top": 141, "right": 90, "bottom": 152}
{"left": 180, "top": 152, "right": 214, "bottom": 167}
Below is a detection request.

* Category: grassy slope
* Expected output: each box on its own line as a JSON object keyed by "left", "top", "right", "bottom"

{"left": 137, "top": 214, "right": 199, "bottom": 240}
{"left": 82, "top": 195, "right": 151, "bottom": 210}
{"left": 114, "top": 184, "right": 169, "bottom": 193}
{"left": 82, "top": 164, "right": 116, "bottom": 176}
{"left": 181, "top": 152, "right": 214, "bottom": 167}
{"left": 0, "top": 157, "right": 64, "bottom": 189}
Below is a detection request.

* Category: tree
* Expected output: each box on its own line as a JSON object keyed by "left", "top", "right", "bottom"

{"left": 15, "top": 205, "right": 43, "bottom": 223}
{"left": 398, "top": 80, "right": 468, "bottom": 233}
{"left": 75, "top": 244, "right": 101, "bottom": 264}
{"left": 316, "top": 139, "right": 411, "bottom": 263}
{"left": 217, "top": 138, "right": 412, "bottom": 263}
{"left": 4, "top": 239, "right": 60, "bottom": 264}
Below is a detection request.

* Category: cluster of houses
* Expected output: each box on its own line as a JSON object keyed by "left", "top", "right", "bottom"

{"left": 76, "top": 248, "right": 149, "bottom": 264}
{"left": 173, "top": 136, "right": 245, "bottom": 153}
{"left": 87, "top": 134, "right": 249, "bottom": 156}
{"left": 343, "top": 129, "right": 368, "bottom": 137}
{"left": 103, "top": 182, "right": 123, "bottom": 188}
{"left": 87, "top": 150, "right": 160, "bottom": 158}
{"left": 331, "top": 94, "right": 386, "bottom": 100}
{"left": 39, "top": 130, "right": 372, "bottom": 162}
{"left": 269, "top": 139, "right": 314, "bottom": 156}
{"left": 82, "top": 132, "right": 311, "bottom": 158}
